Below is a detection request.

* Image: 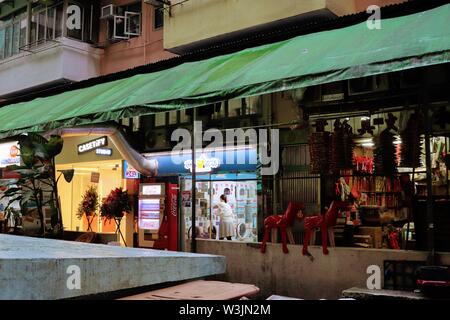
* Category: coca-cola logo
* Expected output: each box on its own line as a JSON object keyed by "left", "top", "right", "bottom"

{"left": 171, "top": 193, "right": 177, "bottom": 217}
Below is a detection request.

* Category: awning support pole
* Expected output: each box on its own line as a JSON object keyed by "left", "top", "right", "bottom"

{"left": 423, "top": 100, "right": 435, "bottom": 265}
{"left": 191, "top": 108, "right": 197, "bottom": 253}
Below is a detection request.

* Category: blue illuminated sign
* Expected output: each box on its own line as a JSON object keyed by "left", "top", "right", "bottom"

{"left": 146, "top": 148, "right": 258, "bottom": 176}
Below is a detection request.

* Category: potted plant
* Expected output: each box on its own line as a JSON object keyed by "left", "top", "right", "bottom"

{"left": 76, "top": 186, "right": 99, "bottom": 232}
{"left": 100, "top": 188, "right": 131, "bottom": 245}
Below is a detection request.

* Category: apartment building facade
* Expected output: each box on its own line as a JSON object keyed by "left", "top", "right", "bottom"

{"left": 0, "top": 0, "right": 172, "bottom": 101}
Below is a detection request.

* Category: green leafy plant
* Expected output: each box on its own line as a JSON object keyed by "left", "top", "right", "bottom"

{"left": 0, "top": 133, "right": 71, "bottom": 237}
{"left": 77, "top": 186, "right": 99, "bottom": 220}
{"left": 100, "top": 188, "right": 131, "bottom": 221}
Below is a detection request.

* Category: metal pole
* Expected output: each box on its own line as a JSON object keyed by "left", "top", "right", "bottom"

{"left": 424, "top": 103, "right": 435, "bottom": 265}
{"left": 191, "top": 108, "right": 197, "bottom": 253}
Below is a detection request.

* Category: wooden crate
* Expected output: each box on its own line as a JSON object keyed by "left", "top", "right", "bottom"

{"left": 353, "top": 234, "right": 373, "bottom": 247}
{"left": 357, "top": 226, "right": 382, "bottom": 248}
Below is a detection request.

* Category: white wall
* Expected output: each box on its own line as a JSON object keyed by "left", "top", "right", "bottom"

{"left": 0, "top": 38, "right": 103, "bottom": 97}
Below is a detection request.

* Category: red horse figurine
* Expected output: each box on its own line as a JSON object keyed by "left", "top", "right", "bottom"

{"left": 260, "top": 202, "right": 305, "bottom": 254}
{"left": 302, "top": 200, "right": 349, "bottom": 256}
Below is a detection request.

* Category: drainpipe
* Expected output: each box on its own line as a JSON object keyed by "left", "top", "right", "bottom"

{"left": 44, "top": 126, "right": 158, "bottom": 176}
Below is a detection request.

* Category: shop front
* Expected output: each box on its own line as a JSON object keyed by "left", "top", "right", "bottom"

{"left": 55, "top": 135, "right": 129, "bottom": 237}
{"left": 141, "top": 146, "right": 260, "bottom": 250}
{"left": 302, "top": 71, "right": 450, "bottom": 254}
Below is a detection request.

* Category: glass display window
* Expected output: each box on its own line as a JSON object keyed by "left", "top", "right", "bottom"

{"left": 181, "top": 172, "right": 258, "bottom": 242}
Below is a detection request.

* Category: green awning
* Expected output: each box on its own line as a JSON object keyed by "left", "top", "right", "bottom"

{"left": 0, "top": 4, "right": 449, "bottom": 138}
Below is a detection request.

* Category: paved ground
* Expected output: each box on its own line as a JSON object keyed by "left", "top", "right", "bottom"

{"left": 0, "top": 234, "right": 225, "bottom": 299}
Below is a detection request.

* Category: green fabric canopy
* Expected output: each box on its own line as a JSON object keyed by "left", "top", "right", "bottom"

{"left": 0, "top": 4, "right": 449, "bottom": 138}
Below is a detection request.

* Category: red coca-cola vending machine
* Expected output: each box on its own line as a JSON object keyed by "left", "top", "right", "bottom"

{"left": 137, "top": 183, "right": 178, "bottom": 251}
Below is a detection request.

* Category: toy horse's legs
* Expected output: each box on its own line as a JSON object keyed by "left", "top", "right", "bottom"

{"left": 281, "top": 227, "right": 289, "bottom": 254}
{"left": 311, "top": 230, "right": 316, "bottom": 245}
{"left": 271, "top": 228, "right": 278, "bottom": 244}
{"left": 321, "top": 223, "right": 329, "bottom": 255}
{"left": 286, "top": 227, "right": 295, "bottom": 244}
{"left": 328, "top": 226, "right": 335, "bottom": 247}
{"left": 302, "top": 228, "right": 313, "bottom": 255}
{"left": 260, "top": 226, "right": 271, "bottom": 253}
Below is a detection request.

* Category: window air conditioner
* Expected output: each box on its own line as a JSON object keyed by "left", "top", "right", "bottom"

{"left": 109, "top": 15, "right": 129, "bottom": 40}
{"left": 125, "top": 12, "right": 141, "bottom": 36}
{"left": 101, "top": 4, "right": 116, "bottom": 19}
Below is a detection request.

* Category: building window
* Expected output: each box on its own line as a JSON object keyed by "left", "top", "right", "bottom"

{"left": 155, "top": 112, "right": 166, "bottom": 127}
{"left": 30, "top": 2, "right": 64, "bottom": 46}
{"left": 154, "top": 6, "right": 164, "bottom": 29}
{"left": 228, "top": 98, "right": 243, "bottom": 117}
{"left": 66, "top": 1, "right": 83, "bottom": 40}
{"left": 180, "top": 109, "right": 190, "bottom": 123}
{"left": 169, "top": 110, "right": 178, "bottom": 125}
{"left": 67, "top": 1, "right": 98, "bottom": 43}
{"left": 0, "top": 1, "right": 97, "bottom": 61}
{"left": 226, "top": 97, "right": 261, "bottom": 118}
{"left": 0, "top": 8, "right": 27, "bottom": 60}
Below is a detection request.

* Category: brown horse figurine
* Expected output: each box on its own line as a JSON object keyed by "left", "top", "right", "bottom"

{"left": 260, "top": 202, "right": 305, "bottom": 254}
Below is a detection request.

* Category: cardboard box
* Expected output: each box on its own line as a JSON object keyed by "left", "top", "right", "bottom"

{"left": 357, "top": 226, "right": 382, "bottom": 248}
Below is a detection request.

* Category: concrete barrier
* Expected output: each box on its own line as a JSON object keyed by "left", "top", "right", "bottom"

{"left": 0, "top": 234, "right": 226, "bottom": 299}
{"left": 193, "top": 239, "right": 450, "bottom": 299}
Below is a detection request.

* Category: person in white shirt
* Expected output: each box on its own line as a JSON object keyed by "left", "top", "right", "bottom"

{"left": 214, "top": 194, "right": 236, "bottom": 240}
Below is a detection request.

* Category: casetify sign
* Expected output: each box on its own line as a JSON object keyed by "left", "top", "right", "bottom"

{"left": 96, "top": 148, "right": 113, "bottom": 156}
{"left": 77, "top": 137, "right": 108, "bottom": 154}
{"left": 0, "top": 141, "right": 20, "bottom": 168}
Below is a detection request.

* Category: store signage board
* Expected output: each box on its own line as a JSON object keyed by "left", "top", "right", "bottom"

{"left": 77, "top": 136, "right": 108, "bottom": 154}
{"left": 184, "top": 156, "right": 220, "bottom": 173}
{"left": 143, "top": 147, "right": 258, "bottom": 176}
{"left": 95, "top": 148, "right": 112, "bottom": 156}
{"left": 141, "top": 185, "right": 162, "bottom": 196}
{"left": 0, "top": 141, "right": 20, "bottom": 168}
{"left": 123, "top": 160, "right": 140, "bottom": 179}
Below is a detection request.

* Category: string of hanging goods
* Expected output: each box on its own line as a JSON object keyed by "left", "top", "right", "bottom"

{"left": 330, "top": 119, "right": 355, "bottom": 174}
{"left": 309, "top": 120, "right": 331, "bottom": 174}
